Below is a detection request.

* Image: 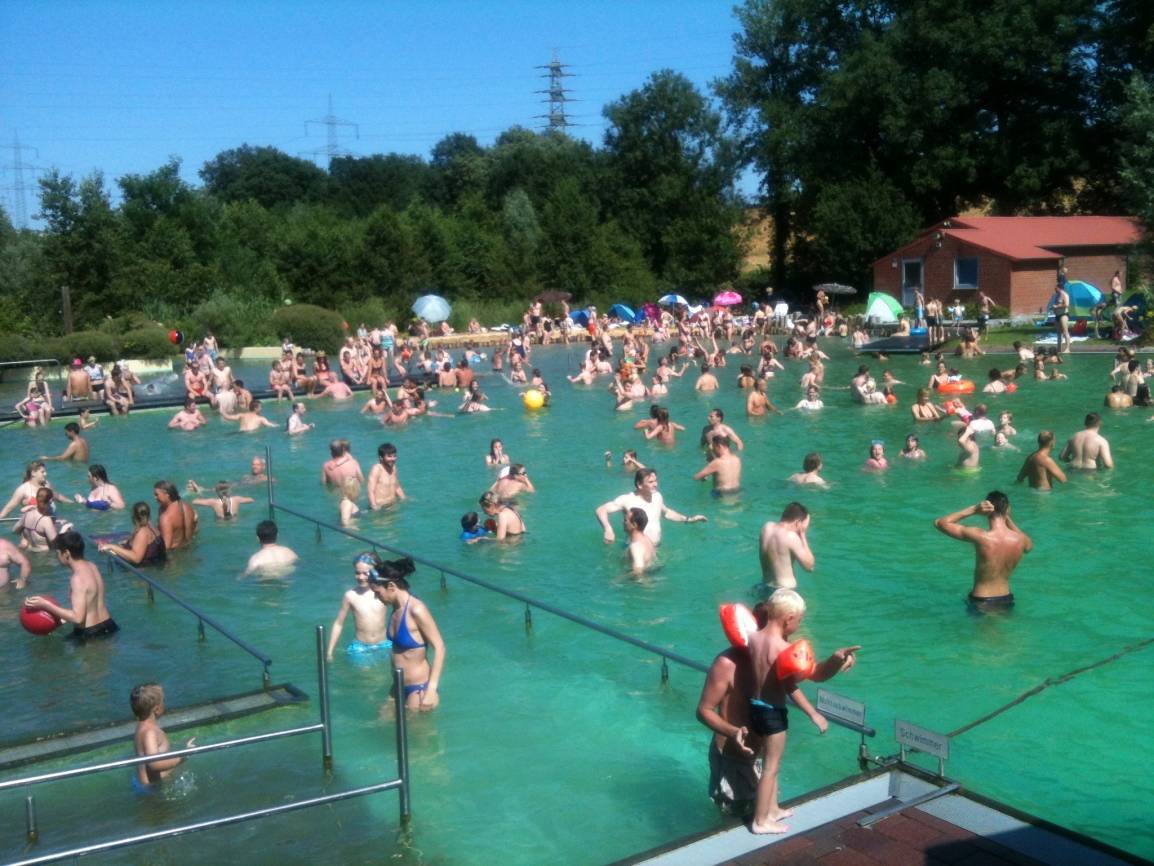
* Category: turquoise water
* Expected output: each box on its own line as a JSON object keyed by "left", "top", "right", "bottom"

{"left": 1, "top": 343, "right": 1152, "bottom": 864}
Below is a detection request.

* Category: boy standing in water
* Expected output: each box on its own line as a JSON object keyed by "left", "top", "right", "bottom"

{"left": 746, "top": 589, "right": 860, "bottom": 834}
{"left": 132, "top": 683, "right": 195, "bottom": 790}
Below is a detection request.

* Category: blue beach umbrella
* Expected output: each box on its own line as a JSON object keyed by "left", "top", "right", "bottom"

{"left": 1050, "top": 280, "right": 1102, "bottom": 318}
{"left": 568, "top": 309, "right": 590, "bottom": 326}
{"left": 658, "top": 293, "right": 689, "bottom": 306}
{"left": 608, "top": 303, "right": 636, "bottom": 321}
{"left": 411, "top": 294, "right": 452, "bottom": 323}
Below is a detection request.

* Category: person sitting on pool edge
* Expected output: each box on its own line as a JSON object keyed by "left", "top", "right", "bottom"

{"left": 933, "top": 491, "right": 1032, "bottom": 612}
{"left": 366, "top": 556, "right": 445, "bottom": 711}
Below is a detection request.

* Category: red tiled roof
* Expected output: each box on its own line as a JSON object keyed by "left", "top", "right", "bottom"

{"left": 939, "top": 216, "right": 1141, "bottom": 261}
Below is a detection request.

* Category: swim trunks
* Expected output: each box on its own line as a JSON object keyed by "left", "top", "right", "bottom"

{"left": 968, "top": 593, "right": 1014, "bottom": 612}
{"left": 346, "top": 639, "right": 392, "bottom": 655}
{"left": 748, "top": 699, "right": 788, "bottom": 736}
{"left": 69, "top": 618, "right": 120, "bottom": 641}
{"left": 403, "top": 680, "right": 430, "bottom": 698}
{"left": 131, "top": 775, "right": 155, "bottom": 796}
{"left": 708, "top": 741, "right": 761, "bottom": 814}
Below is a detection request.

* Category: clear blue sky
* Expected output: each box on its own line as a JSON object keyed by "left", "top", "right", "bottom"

{"left": 0, "top": 0, "right": 751, "bottom": 226}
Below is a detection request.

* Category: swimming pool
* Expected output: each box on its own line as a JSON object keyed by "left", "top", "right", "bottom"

{"left": 1, "top": 342, "right": 1151, "bottom": 864}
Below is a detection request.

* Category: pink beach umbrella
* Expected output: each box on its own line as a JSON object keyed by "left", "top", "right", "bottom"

{"left": 713, "top": 290, "right": 742, "bottom": 307}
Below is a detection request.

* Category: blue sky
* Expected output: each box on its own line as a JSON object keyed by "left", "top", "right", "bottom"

{"left": 0, "top": 1, "right": 749, "bottom": 226}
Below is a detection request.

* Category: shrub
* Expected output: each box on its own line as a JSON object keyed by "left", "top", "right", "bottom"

{"left": 341, "top": 298, "right": 394, "bottom": 330}
{"left": 272, "top": 303, "right": 345, "bottom": 353}
{"left": 118, "top": 327, "right": 179, "bottom": 360}
{"left": 187, "top": 291, "right": 279, "bottom": 348}
{"left": 41, "top": 331, "right": 119, "bottom": 365}
{"left": 0, "top": 332, "right": 33, "bottom": 363}
{"left": 97, "top": 312, "right": 158, "bottom": 336}
{"left": 448, "top": 297, "right": 527, "bottom": 330}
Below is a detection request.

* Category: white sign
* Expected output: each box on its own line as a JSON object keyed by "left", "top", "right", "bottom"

{"left": 817, "top": 689, "right": 866, "bottom": 728}
{"left": 895, "top": 720, "right": 950, "bottom": 760}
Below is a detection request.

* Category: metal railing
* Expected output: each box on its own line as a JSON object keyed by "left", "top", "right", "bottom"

{"left": 1, "top": 626, "right": 412, "bottom": 865}
{"left": 102, "top": 547, "right": 274, "bottom": 688}
{"left": 262, "top": 448, "right": 873, "bottom": 740}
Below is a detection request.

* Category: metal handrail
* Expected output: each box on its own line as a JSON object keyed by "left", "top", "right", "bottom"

{"left": 263, "top": 449, "right": 874, "bottom": 739}
{"left": 103, "top": 552, "right": 273, "bottom": 686}
{"left": 272, "top": 503, "right": 708, "bottom": 676}
{"left": 2, "top": 627, "right": 413, "bottom": 862}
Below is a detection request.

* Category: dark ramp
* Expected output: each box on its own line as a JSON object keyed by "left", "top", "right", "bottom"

{"left": 0, "top": 682, "right": 308, "bottom": 772}
{"left": 860, "top": 335, "right": 945, "bottom": 355}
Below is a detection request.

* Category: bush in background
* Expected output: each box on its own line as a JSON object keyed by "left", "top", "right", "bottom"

{"left": 448, "top": 297, "right": 531, "bottom": 331}
{"left": 117, "top": 327, "right": 178, "bottom": 360}
{"left": 186, "top": 291, "right": 279, "bottom": 348}
{"left": 0, "top": 332, "right": 33, "bottom": 363}
{"left": 341, "top": 298, "right": 395, "bottom": 330}
{"left": 272, "top": 303, "right": 345, "bottom": 353}
{"left": 41, "top": 330, "right": 119, "bottom": 364}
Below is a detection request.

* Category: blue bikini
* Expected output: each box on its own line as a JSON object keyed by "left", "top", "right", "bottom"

{"left": 388, "top": 598, "right": 430, "bottom": 697}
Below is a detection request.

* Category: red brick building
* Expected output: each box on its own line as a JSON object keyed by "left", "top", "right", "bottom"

{"left": 872, "top": 216, "right": 1142, "bottom": 315}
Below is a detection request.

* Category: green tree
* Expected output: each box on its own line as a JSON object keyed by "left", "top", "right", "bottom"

{"left": 357, "top": 205, "right": 417, "bottom": 296}
{"left": 501, "top": 188, "right": 541, "bottom": 292}
{"left": 604, "top": 70, "right": 744, "bottom": 287}
{"left": 427, "top": 134, "right": 488, "bottom": 209}
{"left": 1119, "top": 74, "right": 1154, "bottom": 254}
{"left": 200, "top": 145, "right": 327, "bottom": 208}
{"left": 327, "top": 153, "right": 429, "bottom": 217}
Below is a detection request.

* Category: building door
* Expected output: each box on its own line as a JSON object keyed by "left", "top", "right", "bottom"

{"left": 902, "top": 259, "right": 923, "bottom": 307}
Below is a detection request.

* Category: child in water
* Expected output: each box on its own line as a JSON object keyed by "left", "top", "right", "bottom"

{"left": 132, "top": 683, "right": 195, "bottom": 793}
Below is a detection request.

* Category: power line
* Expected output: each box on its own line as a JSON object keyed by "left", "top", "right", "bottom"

{"left": 0, "top": 132, "right": 43, "bottom": 228}
{"left": 535, "top": 51, "right": 576, "bottom": 132}
{"left": 299, "top": 95, "right": 359, "bottom": 165}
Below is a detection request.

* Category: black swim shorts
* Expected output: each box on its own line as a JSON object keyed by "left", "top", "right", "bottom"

{"left": 748, "top": 700, "right": 788, "bottom": 736}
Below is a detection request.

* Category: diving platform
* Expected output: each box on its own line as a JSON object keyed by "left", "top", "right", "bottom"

{"left": 0, "top": 683, "right": 308, "bottom": 773}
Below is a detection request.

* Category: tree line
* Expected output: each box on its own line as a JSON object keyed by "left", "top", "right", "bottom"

{"left": 1, "top": 0, "right": 1151, "bottom": 341}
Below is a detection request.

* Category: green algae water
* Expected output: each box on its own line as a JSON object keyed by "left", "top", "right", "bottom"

{"left": 1, "top": 342, "right": 1151, "bottom": 864}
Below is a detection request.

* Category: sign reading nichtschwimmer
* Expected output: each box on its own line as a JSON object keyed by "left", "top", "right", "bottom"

{"left": 817, "top": 689, "right": 866, "bottom": 728}
{"left": 895, "top": 719, "right": 950, "bottom": 760}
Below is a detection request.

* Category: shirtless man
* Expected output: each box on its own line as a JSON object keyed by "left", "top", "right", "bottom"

{"left": 746, "top": 379, "right": 781, "bottom": 418}
{"left": 758, "top": 502, "right": 814, "bottom": 589}
{"left": 1060, "top": 413, "right": 1113, "bottom": 470}
{"left": 65, "top": 359, "right": 93, "bottom": 401}
{"left": 211, "top": 357, "right": 234, "bottom": 394}
{"left": 168, "top": 400, "right": 208, "bottom": 432}
{"left": 326, "top": 555, "right": 390, "bottom": 660}
{"left": 700, "top": 409, "right": 745, "bottom": 452}
{"left": 1016, "top": 432, "right": 1066, "bottom": 491}
{"left": 787, "top": 453, "right": 828, "bottom": 488}
{"left": 0, "top": 537, "right": 32, "bottom": 589}
{"left": 1051, "top": 284, "right": 1071, "bottom": 354}
{"left": 220, "top": 400, "right": 278, "bottom": 432}
{"left": 1104, "top": 385, "right": 1133, "bottom": 409}
{"left": 41, "top": 423, "right": 90, "bottom": 463}
{"left": 694, "top": 437, "right": 742, "bottom": 494}
{"left": 933, "top": 492, "right": 1032, "bottom": 611}
{"left": 955, "top": 426, "right": 980, "bottom": 470}
{"left": 624, "top": 507, "right": 657, "bottom": 576}
{"left": 322, "top": 440, "right": 364, "bottom": 489}
{"left": 695, "top": 364, "right": 720, "bottom": 392}
{"left": 154, "top": 481, "right": 198, "bottom": 551}
{"left": 595, "top": 468, "right": 706, "bottom": 545}
{"left": 367, "top": 443, "right": 406, "bottom": 509}
{"left": 25, "top": 532, "right": 118, "bottom": 639}
{"left": 316, "top": 379, "right": 354, "bottom": 400}
{"left": 244, "top": 520, "right": 299, "bottom": 575}
{"left": 696, "top": 611, "right": 763, "bottom": 816}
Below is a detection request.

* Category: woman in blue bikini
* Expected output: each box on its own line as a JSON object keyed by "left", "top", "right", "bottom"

{"left": 367, "top": 556, "right": 446, "bottom": 711}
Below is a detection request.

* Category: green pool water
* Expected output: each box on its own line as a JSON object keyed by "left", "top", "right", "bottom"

{"left": 1, "top": 343, "right": 1151, "bottom": 864}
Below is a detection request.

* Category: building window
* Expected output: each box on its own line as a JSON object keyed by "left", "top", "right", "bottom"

{"left": 954, "top": 257, "right": 978, "bottom": 289}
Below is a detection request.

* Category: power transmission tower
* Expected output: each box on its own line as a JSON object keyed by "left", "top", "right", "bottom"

{"left": 535, "top": 51, "right": 575, "bottom": 132}
{"left": 0, "top": 132, "right": 41, "bottom": 228}
{"left": 301, "top": 96, "right": 359, "bottom": 166}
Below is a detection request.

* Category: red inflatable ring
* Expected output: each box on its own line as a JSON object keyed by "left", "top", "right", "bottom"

{"left": 936, "top": 380, "right": 975, "bottom": 395}
{"left": 775, "top": 639, "right": 816, "bottom": 681}
{"left": 719, "top": 603, "right": 758, "bottom": 648}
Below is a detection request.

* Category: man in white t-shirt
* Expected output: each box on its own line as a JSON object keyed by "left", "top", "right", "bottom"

{"left": 595, "top": 468, "right": 706, "bottom": 545}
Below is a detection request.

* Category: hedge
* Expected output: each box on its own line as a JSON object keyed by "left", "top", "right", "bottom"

{"left": 272, "top": 304, "right": 346, "bottom": 354}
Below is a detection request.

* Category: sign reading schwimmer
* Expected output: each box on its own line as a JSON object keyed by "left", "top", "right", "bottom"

{"left": 817, "top": 689, "right": 866, "bottom": 728}
{"left": 895, "top": 720, "right": 950, "bottom": 760}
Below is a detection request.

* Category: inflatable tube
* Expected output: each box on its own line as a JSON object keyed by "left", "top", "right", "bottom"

{"left": 719, "top": 603, "right": 758, "bottom": 648}
{"left": 775, "top": 639, "right": 816, "bottom": 681}
{"left": 936, "top": 380, "right": 975, "bottom": 395}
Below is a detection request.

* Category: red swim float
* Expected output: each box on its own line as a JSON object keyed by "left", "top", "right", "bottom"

{"left": 936, "top": 380, "right": 975, "bottom": 395}
{"left": 20, "top": 595, "right": 61, "bottom": 636}
{"left": 1006, "top": 382, "right": 1018, "bottom": 393}
{"left": 719, "top": 603, "right": 758, "bottom": 648}
{"left": 775, "top": 639, "right": 816, "bottom": 681}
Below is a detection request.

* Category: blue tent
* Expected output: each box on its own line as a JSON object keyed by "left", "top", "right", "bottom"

{"left": 608, "top": 303, "right": 639, "bottom": 322}
{"left": 568, "top": 309, "right": 590, "bottom": 326}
